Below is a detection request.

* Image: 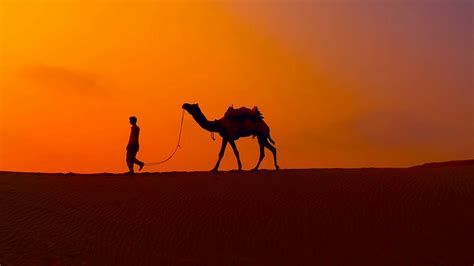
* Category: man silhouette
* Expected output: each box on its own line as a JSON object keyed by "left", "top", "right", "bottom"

{"left": 126, "top": 116, "right": 144, "bottom": 174}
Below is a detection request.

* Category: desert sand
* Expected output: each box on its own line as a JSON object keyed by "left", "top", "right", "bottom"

{"left": 1, "top": 166, "right": 473, "bottom": 265}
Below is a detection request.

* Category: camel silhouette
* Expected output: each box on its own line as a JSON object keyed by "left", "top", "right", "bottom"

{"left": 182, "top": 103, "right": 279, "bottom": 171}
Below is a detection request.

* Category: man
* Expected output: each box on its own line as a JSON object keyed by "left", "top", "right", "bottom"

{"left": 126, "top": 116, "right": 144, "bottom": 174}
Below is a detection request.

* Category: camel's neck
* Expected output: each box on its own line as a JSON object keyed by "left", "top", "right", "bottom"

{"left": 188, "top": 108, "right": 219, "bottom": 133}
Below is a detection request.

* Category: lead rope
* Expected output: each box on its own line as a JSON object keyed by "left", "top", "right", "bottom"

{"left": 145, "top": 109, "right": 185, "bottom": 166}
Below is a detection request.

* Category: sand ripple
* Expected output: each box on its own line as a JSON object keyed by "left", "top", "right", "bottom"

{"left": 1, "top": 167, "right": 473, "bottom": 265}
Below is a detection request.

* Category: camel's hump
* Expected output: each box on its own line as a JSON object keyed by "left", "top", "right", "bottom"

{"left": 224, "top": 106, "right": 264, "bottom": 121}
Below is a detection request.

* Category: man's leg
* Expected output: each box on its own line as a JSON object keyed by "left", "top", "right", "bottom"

{"left": 126, "top": 151, "right": 136, "bottom": 173}
{"left": 134, "top": 157, "right": 144, "bottom": 171}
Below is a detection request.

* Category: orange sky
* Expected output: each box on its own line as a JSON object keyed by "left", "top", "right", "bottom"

{"left": 0, "top": 0, "right": 472, "bottom": 173}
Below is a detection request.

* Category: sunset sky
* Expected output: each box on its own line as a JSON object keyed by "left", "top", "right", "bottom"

{"left": 0, "top": 0, "right": 472, "bottom": 173}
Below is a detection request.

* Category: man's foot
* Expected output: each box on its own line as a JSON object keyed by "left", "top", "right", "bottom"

{"left": 126, "top": 171, "right": 135, "bottom": 175}
{"left": 138, "top": 162, "right": 144, "bottom": 171}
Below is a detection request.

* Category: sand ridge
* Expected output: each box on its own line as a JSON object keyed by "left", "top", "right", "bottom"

{"left": 1, "top": 167, "right": 473, "bottom": 265}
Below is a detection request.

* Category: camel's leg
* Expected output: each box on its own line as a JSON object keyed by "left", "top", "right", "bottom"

{"left": 264, "top": 141, "right": 279, "bottom": 170}
{"left": 252, "top": 142, "right": 265, "bottom": 171}
{"left": 229, "top": 140, "right": 242, "bottom": 171}
{"left": 212, "top": 138, "right": 228, "bottom": 172}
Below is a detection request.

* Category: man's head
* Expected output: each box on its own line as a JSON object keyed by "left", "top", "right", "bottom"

{"left": 129, "top": 116, "right": 137, "bottom": 125}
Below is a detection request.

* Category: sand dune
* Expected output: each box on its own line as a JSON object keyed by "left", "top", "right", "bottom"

{"left": 1, "top": 166, "right": 473, "bottom": 265}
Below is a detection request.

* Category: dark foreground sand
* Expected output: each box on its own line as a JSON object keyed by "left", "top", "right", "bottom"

{"left": 1, "top": 166, "right": 473, "bottom": 265}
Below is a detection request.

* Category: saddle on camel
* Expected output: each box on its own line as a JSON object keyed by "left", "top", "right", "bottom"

{"left": 224, "top": 106, "right": 263, "bottom": 121}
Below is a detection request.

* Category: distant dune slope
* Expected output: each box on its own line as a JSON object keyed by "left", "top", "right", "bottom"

{"left": 1, "top": 167, "right": 473, "bottom": 265}
{"left": 411, "top": 159, "right": 474, "bottom": 168}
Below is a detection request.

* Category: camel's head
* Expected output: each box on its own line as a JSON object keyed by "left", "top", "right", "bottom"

{"left": 182, "top": 103, "right": 200, "bottom": 114}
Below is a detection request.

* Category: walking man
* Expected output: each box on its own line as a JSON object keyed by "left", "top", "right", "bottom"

{"left": 126, "top": 116, "right": 144, "bottom": 174}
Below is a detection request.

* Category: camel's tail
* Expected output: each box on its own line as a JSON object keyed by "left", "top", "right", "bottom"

{"left": 252, "top": 135, "right": 275, "bottom": 144}
{"left": 267, "top": 126, "right": 275, "bottom": 144}
{"left": 268, "top": 136, "right": 275, "bottom": 145}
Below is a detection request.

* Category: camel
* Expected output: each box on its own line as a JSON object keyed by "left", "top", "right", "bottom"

{"left": 182, "top": 103, "right": 279, "bottom": 171}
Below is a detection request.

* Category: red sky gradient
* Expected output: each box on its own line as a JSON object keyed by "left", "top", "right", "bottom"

{"left": 0, "top": 0, "right": 472, "bottom": 173}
